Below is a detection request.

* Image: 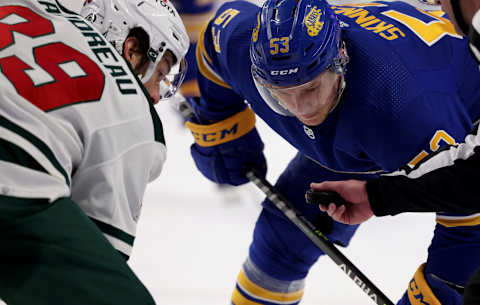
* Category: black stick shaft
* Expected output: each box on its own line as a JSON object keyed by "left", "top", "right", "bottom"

{"left": 246, "top": 170, "right": 394, "bottom": 305}
{"left": 175, "top": 99, "right": 393, "bottom": 305}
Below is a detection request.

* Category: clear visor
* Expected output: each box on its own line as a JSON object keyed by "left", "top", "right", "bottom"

{"left": 252, "top": 67, "right": 294, "bottom": 116}
{"left": 142, "top": 53, "right": 187, "bottom": 102}
{"left": 252, "top": 66, "right": 346, "bottom": 117}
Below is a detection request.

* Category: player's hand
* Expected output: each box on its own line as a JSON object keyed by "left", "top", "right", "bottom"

{"left": 310, "top": 180, "right": 373, "bottom": 225}
{"left": 189, "top": 128, "right": 267, "bottom": 185}
{"left": 185, "top": 98, "right": 267, "bottom": 186}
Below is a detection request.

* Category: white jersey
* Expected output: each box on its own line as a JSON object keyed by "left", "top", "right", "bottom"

{"left": 0, "top": 0, "right": 167, "bottom": 256}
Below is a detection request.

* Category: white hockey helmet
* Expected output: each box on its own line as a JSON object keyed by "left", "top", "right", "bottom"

{"left": 81, "top": 0, "right": 189, "bottom": 101}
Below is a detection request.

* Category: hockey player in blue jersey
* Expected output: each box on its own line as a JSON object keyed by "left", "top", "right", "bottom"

{"left": 185, "top": 0, "right": 480, "bottom": 304}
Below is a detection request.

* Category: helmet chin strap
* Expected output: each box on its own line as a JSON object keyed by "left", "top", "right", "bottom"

{"left": 328, "top": 43, "right": 348, "bottom": 113}
{"left": 328, "top": 73, "right": 346, "bottom": 114}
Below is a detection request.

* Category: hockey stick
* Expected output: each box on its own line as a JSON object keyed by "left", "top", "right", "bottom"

{"left": 171, "top": 96, "right": 394, "bottom": 305}
{"left": 246, "top": 169, "right": 394, "bottom": 305}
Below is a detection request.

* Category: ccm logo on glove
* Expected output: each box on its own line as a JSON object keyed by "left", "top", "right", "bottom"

{"left": 185, "top": 107, "right": 256, "bottom": 147}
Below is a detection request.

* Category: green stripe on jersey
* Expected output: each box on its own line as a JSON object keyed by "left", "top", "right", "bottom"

{"left": 0, "top": 138, "right": 49, "bottom": 174}
{"left": 0, "top": 115, "right": 70, "bottom": 186}
{"left": 89, "top": 217, "right": 135, "bottom": 246}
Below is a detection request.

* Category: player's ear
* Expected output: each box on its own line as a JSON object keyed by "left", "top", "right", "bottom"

{"left": 123, "top": 37, "right": 148, "bottom": 75}
{"left": 123, "top": 36, "right": 141, "bottom": 61}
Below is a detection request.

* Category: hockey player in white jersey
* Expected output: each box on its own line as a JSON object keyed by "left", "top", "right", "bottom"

{"left": 0, "top": 0, "right": 188, "bottom": 304}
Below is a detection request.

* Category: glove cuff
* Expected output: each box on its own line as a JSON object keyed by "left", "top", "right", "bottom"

{"left": 407, "top": 264, "right": 442, "bottom": 305}
{"left": 185, "top": 107, "right": 256, "bottom": 147}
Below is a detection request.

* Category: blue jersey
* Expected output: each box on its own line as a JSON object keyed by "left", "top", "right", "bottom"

{"left": 195, "top": 0, "right": 480, "bottom": 176}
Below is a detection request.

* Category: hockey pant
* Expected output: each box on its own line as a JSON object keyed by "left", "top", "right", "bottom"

{"left": 231, "top": 152, "right": 480, "bottom": 305}
{"left": 0, "top": 195, "right": 155, "bottom": 305}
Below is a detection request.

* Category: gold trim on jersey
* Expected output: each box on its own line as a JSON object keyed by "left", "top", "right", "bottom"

{"left": 197, "top": 19, "right": 214, "bottom": 64}
{"left": 407, "top": 264, "right": 441, "bottom": 305}
{"left": 233, "top": 269, "right": 304, "bottom": 304}
{"left": 196, "top": 20, "right": 232, "bottom": 89}
{"left": 179, "top": 79, "right": 200, "bottom": 97}
{"left": 185, "top": 107, "right": 255, "bottom": 147}
{"left": 305, "top": 155, "right": 384, "bottom": 175}
{"left": 436, "top": 213, "right": 480, "bottom": 227}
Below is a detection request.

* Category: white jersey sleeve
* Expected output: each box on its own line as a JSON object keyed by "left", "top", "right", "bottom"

{"left": 0, "top": 0, "right": 166, "bottom": 256}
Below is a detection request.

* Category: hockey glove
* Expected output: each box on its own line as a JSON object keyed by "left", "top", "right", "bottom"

{"left": 186, "top": 106, "right": 267, "bottom": 186}
{"left": 397, "top": 263, "right": 462, "bottom": 305}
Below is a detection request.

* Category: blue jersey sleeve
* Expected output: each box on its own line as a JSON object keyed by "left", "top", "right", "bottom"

{"left": 195, "top": 1, "right": 259, "bottom": 121}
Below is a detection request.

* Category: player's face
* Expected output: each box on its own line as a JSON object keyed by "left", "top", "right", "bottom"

{"left": 124, "top": 36, "right": 185, "bottom": 105}
{"left": 266, "top": 69, "right": 341, "bottom": 126}
{"left": 141, "top": 51, "right": 175, "bottom": 104}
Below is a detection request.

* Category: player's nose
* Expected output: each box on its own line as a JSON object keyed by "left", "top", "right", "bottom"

{"left": 149, "top": 91, "right": 160, "bottom": 105}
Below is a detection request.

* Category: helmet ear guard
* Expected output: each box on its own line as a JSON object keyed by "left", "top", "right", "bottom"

{"left": 331, "top": 41, "right": 349, "bottom": 75}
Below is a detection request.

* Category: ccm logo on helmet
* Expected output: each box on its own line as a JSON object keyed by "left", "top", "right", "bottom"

{"left": 270, "top": 68, "right": 299, "bottom": 75}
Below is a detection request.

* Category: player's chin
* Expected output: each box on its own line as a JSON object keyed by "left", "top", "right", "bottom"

{"left": 298, "top": 114, "right": 326, "bottom": 126}
{"left": 298, "top": 107, "right": 330, "bottom": 125}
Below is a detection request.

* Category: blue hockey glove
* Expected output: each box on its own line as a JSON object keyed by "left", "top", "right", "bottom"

{"left": 185, "top": 106, "right": 267, "bottom": 186}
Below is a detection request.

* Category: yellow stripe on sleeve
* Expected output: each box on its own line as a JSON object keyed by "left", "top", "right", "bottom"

{"left": 232, "top": 286, "right": 263, "bottom": 305}
{"left": 179, "top": 79, "right": 200, "bottom": 97}
{"left": 235, "top": 269, "right": 304, "bottom": 303}
{"left": 197, "top": 18, "right": 213, "bottom": 64}
{"left": 436, "top": 214, "right": 480, "bottom": 227}
{"left": 196, "top": 20, "right": 232, "bottom": 89}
